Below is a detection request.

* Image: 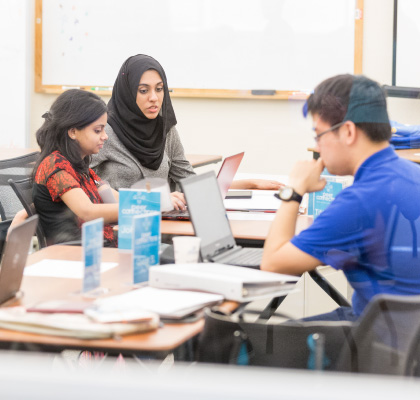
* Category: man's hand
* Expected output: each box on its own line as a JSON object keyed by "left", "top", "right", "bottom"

{"left": 289, "top": 158, "right": 327, "bottom": 195}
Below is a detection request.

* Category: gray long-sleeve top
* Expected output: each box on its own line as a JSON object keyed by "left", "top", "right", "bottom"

{"left": 91, "top": 124, "right": 195, "bottom": 191}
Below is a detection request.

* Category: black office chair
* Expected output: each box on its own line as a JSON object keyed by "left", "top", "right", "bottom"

{"left": 196, "top": 294, "right": 420, "bottom": 376}
{"left": 9, "top": 177, "right": 86, "bottom": 248}
{"left": 334, "top": 294, "right": 420, "bottom": 375}
{"left": 8, "top": 177, "right": 47, "bottom": 249}
{"left": 0, "top": 152, "right": 39, "bottom": 221}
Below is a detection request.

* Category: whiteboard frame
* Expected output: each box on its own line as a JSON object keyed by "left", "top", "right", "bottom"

{"left": 35, "top": 0, "right": 363, "bottom": 100}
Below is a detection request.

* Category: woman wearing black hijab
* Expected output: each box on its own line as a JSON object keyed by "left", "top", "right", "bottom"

{"left": 91, "top": 54, "right": 284, "bottom": 209}
{"left": 91, "top": 54, "right": 193, "bottom": 210}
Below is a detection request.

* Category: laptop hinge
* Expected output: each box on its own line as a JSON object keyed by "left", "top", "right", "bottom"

{"left": 209, "top": 245, "right": 242, "bottom": 262}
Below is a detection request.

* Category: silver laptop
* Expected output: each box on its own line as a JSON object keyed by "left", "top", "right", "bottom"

{"left": 180, "top": 171, "right": 262, "bottom": 269}
{"left": 0, "top": 215, "right": 38, "bottom": 305}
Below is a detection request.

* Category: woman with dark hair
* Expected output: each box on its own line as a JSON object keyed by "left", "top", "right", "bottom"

{"left": 91, "top": 54, "right": 283, "bottom": 210}
{"left": 32, "top": 89, "right": 118, "bottom": 246}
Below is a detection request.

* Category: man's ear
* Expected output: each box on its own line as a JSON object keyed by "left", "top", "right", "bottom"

{"left": 68, "top": 128, "right": 76, "bottom": 140}
{"left": 343, "top": 121, "right": 357, "bottom": 145}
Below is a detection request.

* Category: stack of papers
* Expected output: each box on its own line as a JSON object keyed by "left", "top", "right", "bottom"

{"left": 149, "top": 263, "right": 298, "bottom": 302}
{"left": 94, "top": 287, "right": 224, "bottom": 319}
{"left": 0, "top": 307, "right": 159, "bottom": 339}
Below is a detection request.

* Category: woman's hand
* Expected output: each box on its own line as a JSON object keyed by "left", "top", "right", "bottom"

{"left": 170, "top": 191, "right": 187, "bottom": 210}
{"left": 230, "top": 179, "right": 285, "bottom": 190}
{"left": 250, "top": 179, "right": 285, "bottom": 190}
{"left": 7, "top": 209, "right": 28, "bottom": 239}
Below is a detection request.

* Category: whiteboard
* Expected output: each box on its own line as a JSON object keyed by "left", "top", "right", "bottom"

{"left": 395, "top": 0, "right": 420, "bottom": 88}
{"left": 39, "top": 0, "right": 360, "bottom": 95}
{"left": 0, "top": 0, "right": 29, "bottom": 146}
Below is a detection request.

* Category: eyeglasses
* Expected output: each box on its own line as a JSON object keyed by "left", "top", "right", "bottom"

{"left": 313, "top": 121, "right": 345, "bottom": 143}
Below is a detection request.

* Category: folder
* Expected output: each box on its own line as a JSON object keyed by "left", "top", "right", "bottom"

{"left": 149, "top": 263, "right": 299, "bottom": 302}
{"left": 94, "top": 287, "right": 224, "bottom": 320}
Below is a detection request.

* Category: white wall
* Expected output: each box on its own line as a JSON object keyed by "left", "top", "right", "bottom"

{"left": 0, "top": 0, "right": 29, "bottom": 147}
{"left": 29, "top": 0, "right": 420, "bottom": 175}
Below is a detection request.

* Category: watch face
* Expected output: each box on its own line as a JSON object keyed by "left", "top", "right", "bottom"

{"left": 280, "top": 187, "right": 293, "bottom": 200}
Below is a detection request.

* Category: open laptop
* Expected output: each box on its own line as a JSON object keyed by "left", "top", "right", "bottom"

{"left": 180, "top": 171, "right": 263, "bottom": 269}
{"left": 0, "top": 215, "right": 38, "bottom": 305}
{"left": 162, "top": 152, "right": 244, "bottom": 220}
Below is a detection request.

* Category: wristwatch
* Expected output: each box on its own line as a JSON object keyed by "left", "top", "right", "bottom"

{"left": 278, "top": 186, "right": 303, "bottom": 203}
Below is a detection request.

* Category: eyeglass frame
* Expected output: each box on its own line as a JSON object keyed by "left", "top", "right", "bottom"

{"left": 313, "top": 121, "right": 346, "bottom": 143}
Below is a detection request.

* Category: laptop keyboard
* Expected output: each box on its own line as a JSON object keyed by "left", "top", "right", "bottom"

{"left": 162, "top": 209, "right": 190, "bottom": 219}
{"left": 220, "top": 248, "right": 263, "bottom": 268}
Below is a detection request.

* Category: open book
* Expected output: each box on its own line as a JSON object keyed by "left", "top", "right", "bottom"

{"left": 149, "top": 263, "right": 299, "bottom": 302}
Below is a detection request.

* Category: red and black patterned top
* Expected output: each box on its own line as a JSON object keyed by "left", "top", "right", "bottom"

{"left": 33, "top": 151, "right": 116, "bottom": 246}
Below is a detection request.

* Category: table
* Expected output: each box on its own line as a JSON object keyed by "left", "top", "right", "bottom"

{"left": 0, "top": 148, "right": 39, "bottom": 160}
{"left": 162, "top": 215, "right": 313, "bottom": 245}
{"left": 185, "top": 154, "right": 222, "bottom": 168}
{"left": 308, "top": 147, "right": 420, "bottom": 164}
{"left": 392, "top": 148, "right": 420, "bottom": 163}
{"left": 0, "top": 246, "right": 203, "bottom": 357}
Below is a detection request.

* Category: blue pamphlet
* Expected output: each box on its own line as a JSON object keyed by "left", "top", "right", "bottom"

{"left": 308, "top": 170, "right": 353, "bottom": 218}
{"left": 118, "top": 190, "right": 161, "bottom": 251}
{"left": 132, "top": 212, "right": 161, "bottom": 284}
{"left": 82, "top": 218, "right": 104, "bottom": 292}
{"left": 308, "top": 181, "right": 343, "bottom": 218}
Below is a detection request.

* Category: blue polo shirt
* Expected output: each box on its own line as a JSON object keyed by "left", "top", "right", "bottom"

{"left": 291, "top": 146, "right": 420, "bottom": 316}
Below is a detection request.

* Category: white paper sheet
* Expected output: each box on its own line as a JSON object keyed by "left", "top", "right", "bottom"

{"left": 224, "top": 190, "right": 281, "bottom": 211}
{"left": 227, "top": 211, "right": 276, "bottom": 221}
{"left": 234, "top": 173, "right": 289, "bottom": 183}
{"left": 24, "top": 260, "right": 118, "bottom": 279}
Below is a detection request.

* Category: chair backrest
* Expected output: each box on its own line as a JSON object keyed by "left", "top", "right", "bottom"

{"left": 0, "top": 152, "right": 40, "bottom": 220}
{"left": 336, "top": 294, "right": 420, "bottom": 375}
{"left": 8, "top": 177, "right": 47, "bottom": 249}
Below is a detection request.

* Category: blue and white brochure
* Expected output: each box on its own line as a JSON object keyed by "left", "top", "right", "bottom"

{"left": 132, "top": 212, "right": 161, "bottom": 284}
{"left": 118, "top": 190, "right": 161, "bottom": 251}
{"left": 82, "top": 218, "right": 104, "bottom": 292}
{"left": 308, "top": 170, "right": 353, "bottom": 218}
{"left": 308, "top": 180, "right": 343, "bottom": 218}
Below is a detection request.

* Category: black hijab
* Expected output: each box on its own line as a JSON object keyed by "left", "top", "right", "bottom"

{"left": 107, "top": 54, "right": 177, "bottom": 170}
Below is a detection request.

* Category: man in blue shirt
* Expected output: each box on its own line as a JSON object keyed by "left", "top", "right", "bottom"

{"left": 261, "top": 74, "right": 420, "bottom": 321}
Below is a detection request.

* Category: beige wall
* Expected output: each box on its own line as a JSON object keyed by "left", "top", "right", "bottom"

{"left": 30, "top": 0, "right": 420, "bottom": 175}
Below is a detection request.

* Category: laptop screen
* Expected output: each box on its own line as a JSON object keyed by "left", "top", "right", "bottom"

{"left": 181, "top": 172, "right": 236, "bottom": 260}
{"left": 216, "top": 152, "right": 244, "bottom": 198}
{"left": 0, "top": 215, "right": 38, "bottom": 305}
